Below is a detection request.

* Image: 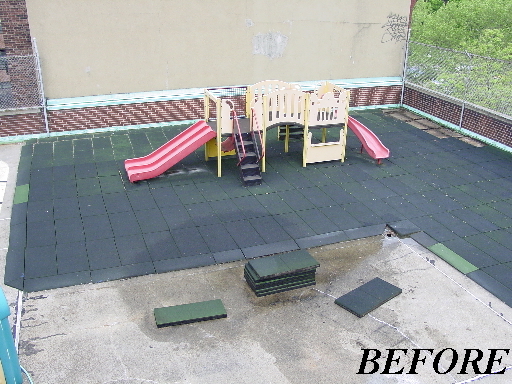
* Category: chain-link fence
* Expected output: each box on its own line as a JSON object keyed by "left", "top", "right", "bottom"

{"left": 404, "top": 41, "right": 512, "bottom": 117}
{"left": 0, "top": 53, "right": 44, "bottom": 110}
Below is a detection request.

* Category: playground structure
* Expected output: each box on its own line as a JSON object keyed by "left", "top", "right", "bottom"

{"left": 125, "top": 80, "right": 389, "bottom": 184}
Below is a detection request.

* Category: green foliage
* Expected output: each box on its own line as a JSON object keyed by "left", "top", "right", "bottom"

{"left": 408, "top": 0, "right": 512, "bottom": 116}
{"left": 411, "top": 0, "right": 512, "bottom": 60}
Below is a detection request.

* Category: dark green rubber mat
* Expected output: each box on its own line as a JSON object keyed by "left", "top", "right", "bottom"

{"left": 154, "top": 299, "right": 227, "bottom": 327}
{"left": 244, "top": 250, "right": 319, "bottom": 296}
{"left": 248, "top": 250, "right": 320, "bottom": 279}
{"left": 335, "top": 277, "right": 402, "bottom": 317}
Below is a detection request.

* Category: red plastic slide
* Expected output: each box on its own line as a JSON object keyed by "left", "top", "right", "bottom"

{"left": 125, "top": 120, "right": 217, "bottom": 182}
{"left": 347, "top": 116, "right": 390, "bottom": 164}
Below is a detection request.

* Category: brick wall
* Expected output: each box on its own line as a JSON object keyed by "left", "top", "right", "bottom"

{"left": 350, "top": 86, "right": 401, "bottom": 108}
{"left": 403, "top": 85, "right": 512, "bottom": 148}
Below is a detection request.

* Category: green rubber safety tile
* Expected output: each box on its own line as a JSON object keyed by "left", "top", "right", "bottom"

{"left": 359, "top": 277, "right": 403, "bottom": 302}
{"left": 280, "top": 249, "right": 320, "bottom": 271}
{"left": 52, "top": 164, "right": 75, "bottom": 181}
{"left": 249, "top": 216, "right": 293, "bottom": 243}
{"left": 27, "top": 199, "right": 53, "bottom": 223}
{"left": 465, "top": 233, "right": 512, "bottom": 264}
{"left": 10, "top": 202, "right": 27, "bottom": 226}
{"left": 149, "top": 186, "right": 181, "bottom": 207}
{"left": 430, "top": 212, "right": 481, "bottom": 238}
{"left": 95, "top": 161, "right": 121, "bottom": 177}
{"left": 253, "top": 193, "right": 292, "bottom": 215}
{"left": 53, "top": 197, "right": 81, "bottom": 220}
{"left": 24, "top": 245, "right": 58, "bottom": 279}
{"left": 52, "top": 179, "right": 77, "bottom": 199}
{"left": 173, "top": 184, "right": 207, "bottom": 205}
{"left": 335, "top": 289, "right": 384, "bottom": 318}
{"left": 135, "top": 209, "right": 170, "bottom": 234}
{"left": 480, "top": 264, "right": 512, "bottom": 290}
{"left": 154, "top": 299, "right": 227, "bottom": 327}
{"left": 256, "top": 172, "right": 295, "bottom": 192}
{"left": 469, "top": 205, "right": 512, "bottom": 229}
{"left": 244, "top": 266, "right": 315, "bottom": 287}
{"left": 247, "top": 254, "right": 290, "bottom": 279}
{"left": 73, "top": 138, "right": 93, "bottom": 152}
{"left": 145, "top": 130, "right": 168, "bottom": 149}
{"left": 115, "top": 234, "right": 152, "bottom": 265}
{"left": 318, "top": 184, "right": 358, "bottom": 205}
{"left": 409, "top": 232, "right": 438, "bottom": 248}
{"left": 171, "top": 227, "right": 211, "bottom": 257}
{"left": 251, "top": 280, "right": 317, "bottom": 297}
{"left": 30, "top": 167, "right": 53, "bottom": 184}
{"left": 450, "top": 208, "right": 499, "bottom": 233}
{"left": 108, "top": 211, "right": 141, "bottom": 237}
{"left": 13, "top": 184, "right": 29, "bottom": 204}
{"left": 55, "top": 217, "right": 85, "bottom": 244}
{"left": 342, "top": 202, "right": 383, "bottom": 226}
{"left": 160, "top": 205, "right": 195, "bottom": 230}
{"left": 197, "top": 224, "right": 239, "bottom": 254}
{"left": 195, "top": 182, "right": 230, "bottom": 202}
{"left": 296, "top": 209, "right": 339, "bottom": 235}
{"left": 466, "top": 270, "right": 512, "bottom": 307}
{"left": 74, "top": 163, "right": 98, "bottom": 179}
{"left": 242, "top": 240, "right": 300, "bottom": 259}
{"left": 82, "top": 214, "right": 114, "bottom": 240}
{"left": 224, "top": 220, "right": 266, "bottom": 249}
{"left": 8, "top": 224, "right": 26, "bottom": 253}
{"left": 103, "top": 192, "right": 133, "bottom": 214}
{"left": 388, "top": 220, "right": 421, "bottom": 237}
{"left": 296, "top": 231, "right": 349, "bottom": 249}
{"left": 273, "top": 212, "right": 316, "bottom": 239}
{"left": 93, "top": 148, "right": 115, "bottom": 162}
{"left": 86, "top": 237, "right": 121, "bottom": 270}
{"left": 185, "top": 202, "right": 222, "bottom": 227}
{"left": 344, "top": 224, "right": 386, "bottom": 241}
{"left": 428, "top": 243, "right": 479, "bottom": 274}
{"left": 361, "top": 180, "right": 398, "bottom": 199}
{"left": 126, "top": 190, "right": 159, "bottom": 211}
{"left": 457, "top": 184, "right": 500, "bottom": 204}
{"left": 153, "top": 254, "right": 215, "bottom": 274}
{"left": 79, "top": 194, "right": 107, "bottom": 217}
{"left": 56, "top": 241, "right": 90, "bottom": 274}
{"left": 404, "top": 193, "right": 446, "bottom": 214}
{"left": 73, "top": 149, "right": 95, "bottom": 164}
{"left": 4, "top": 247, "right": 25, "bottom": 290}
{"left": 335, "top": 277, "right": 402, "bottom": 317}
{"left": 231, "top": 195, "right": 270, "bottom": 220}
{"left": 23, "top": 271, "right": 92, "bottom": 293}
{"left": 98, "top": 175, "right": 125, "bottom": 194}
{"left": 485, "top": 229, "right": 512, "bottom": 251}
{"left": 26, "top": 221, "right": 56, "bottom": 248}
{"left": 212, "top": 249, "right": 245, "bottom": 264}
{"left": 76, "top": 178, "right": 102, "bottom": 197}
{"left": 91, "top": 262, "right": 156, "bottom": 284}
{"left": 92, "top": 136, "right": 112, "bottom": 150}
{"left": 318, "top": 205, "right": 363, "bottom": 231}
{"left": 299, "top": 186, "right": 338, "bottom": 208}
{"left": 383, "top": 196, "right": 426, "bottom": 219}
{"left": 143, "top": 231, "right": 182, "bottom": 261}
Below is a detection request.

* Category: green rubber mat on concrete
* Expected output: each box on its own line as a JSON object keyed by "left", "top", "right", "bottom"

{"left": 428, "top": 243, "right": 479, "bottom": 274}
{"left": 335, "top": 277, "right": 402, "bottom": 318}
{"left": 154, "top": 299, "right": 227, "bottom": 327}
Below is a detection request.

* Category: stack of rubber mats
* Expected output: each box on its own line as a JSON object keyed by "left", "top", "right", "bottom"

{"left": 244, "top": 250, "right": 320, "bottom": 297}
{"left": 334, "top": 277, "right": 402, "bottom": 318}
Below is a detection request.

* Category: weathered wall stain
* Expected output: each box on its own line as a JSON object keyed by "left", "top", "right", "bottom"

{"left": 252, "top": 31, "right": 288, "bottom": 59}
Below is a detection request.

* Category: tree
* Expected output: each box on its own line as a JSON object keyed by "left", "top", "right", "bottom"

{"left": 411, "top": 0, "right": 512, "bottom": 60}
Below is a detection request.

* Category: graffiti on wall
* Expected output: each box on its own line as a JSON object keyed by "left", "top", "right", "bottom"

{"left": 381, "top": 13, "right": 408, "bottom": 43}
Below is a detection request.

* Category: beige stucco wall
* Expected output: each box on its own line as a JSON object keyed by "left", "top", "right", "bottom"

{"left": 26, "top": 0, "right": 410, "bottom": 99}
